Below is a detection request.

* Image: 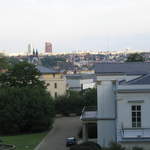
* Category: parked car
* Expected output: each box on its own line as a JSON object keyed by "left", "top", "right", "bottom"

{"left": 66, "top": 137, "right": 77, "bottom": 147}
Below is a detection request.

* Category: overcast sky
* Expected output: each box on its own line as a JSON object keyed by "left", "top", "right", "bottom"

{"left": 0, "top": 0, "right": 150, "bottom": 53}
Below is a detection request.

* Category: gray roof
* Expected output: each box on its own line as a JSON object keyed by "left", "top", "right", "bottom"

{"left": 36, "top": 65, "right": 57, "bottom": 74}
{"left": 121, "top": 74, "right": 150, "bottom": 85}
{"left": 66, "top": 74, "right": 96, "bottom": 80}
{"left": 95, "top": 62, "right": 150, "bottom": 75}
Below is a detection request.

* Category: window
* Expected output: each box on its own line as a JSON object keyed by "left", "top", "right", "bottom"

{"left": 54, "top": 83, "right": 57, "bottom": 88}
{"left": 132, "top": 105, "right": 141, "bottom": 128}
{"left": 55, "top": 92, "right": 57, "bottom": 98}
{"left": 81, "top": 84, "right": 83, "bottom": 90}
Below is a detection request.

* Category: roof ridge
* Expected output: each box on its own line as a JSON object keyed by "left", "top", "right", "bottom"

{"left": 126, "top": 74, "right": 150, "bottom": 85}
{"left": 96, "top": 62, "right": 150, "bottom": 64}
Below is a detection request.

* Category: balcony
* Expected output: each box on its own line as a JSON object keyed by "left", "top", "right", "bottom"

{"left": 80, "top": 106, "right": 97, "bottom": 121}
{"left": 120, "top": 128, "right": 150, "bottom": 141}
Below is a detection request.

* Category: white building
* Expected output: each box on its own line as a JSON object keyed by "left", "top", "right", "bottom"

{"left": 66, "top": 74, "right": 96, "bottom": 91}
{"left": 81, "top": 62, "right": 150, "bottom": 150}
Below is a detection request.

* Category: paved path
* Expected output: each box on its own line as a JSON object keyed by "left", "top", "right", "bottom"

{"left": 35, "top": 117, "right": 82, "bottom": 150}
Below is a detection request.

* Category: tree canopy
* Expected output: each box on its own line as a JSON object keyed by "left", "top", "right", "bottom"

{"left": 0, "top": 87, "right": 55, "bottom": 134}
{"left": 126, "top": 53, "right": 145, "bottom": 62}
{"left": 55, "top": 88, "right": 97, "bottom": 115}
{"left": 0, "top": 61, "right": 55, "bottom": 134}
{"left": 0, "top": 61, "right": 45, "bottom": 88}
{"left": 0, "top": 54, "right": 9, "bottom": 70}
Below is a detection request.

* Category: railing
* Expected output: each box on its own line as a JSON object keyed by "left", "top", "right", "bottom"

{"left": 84, "top": 106, "right": 97, "bottom": 111}
{"left": 121, "top": 128, "right": 150, "bottom": 139}
{"left": 80, "top": 106, "right": 97, "bottom": 121}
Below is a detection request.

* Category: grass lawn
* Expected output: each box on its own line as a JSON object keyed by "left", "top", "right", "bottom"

{"left": 1, "top": 132, "right": 48, "bottom": 150}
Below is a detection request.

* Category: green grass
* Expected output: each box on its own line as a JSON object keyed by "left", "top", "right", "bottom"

{"left": 1, "top": 132, "right": 48, "bottom": 150}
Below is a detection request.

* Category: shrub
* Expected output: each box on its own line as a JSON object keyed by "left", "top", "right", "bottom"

{"left": 132, "top": 147, "right": 144, "bottom": 150}
{"left": 108, "top": 142, "right": 126, "bottom": 150}
{"left": 55, "top": 90, "right": 84, "bottom": 115}
{"left": 70, "top": 141, "right": 101, "bottom": 150}
{"left": 0, "top": 87, "right": 55, "bottom": 134}
{"left": 70, "top": 145, "right": 91, "bottom": 150}
{"left": 80, "top": 141, "right": 101, "bottom": 150}
{"left": 81, "top": 88, "right": 97, "bottom": 106}
{"left": 55, "top": 89, "right": 97, "bottom": 116}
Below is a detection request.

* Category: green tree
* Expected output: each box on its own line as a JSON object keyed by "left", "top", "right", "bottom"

{"left": 0, "top": 54, "right": 9, "bottom": 70}
{"left": 0, "top": 61, "right": 55, "bottom": 134}
{"left": 55, "top": 90, "right": 84, "bottom": 115}
{"left": 54, "top": 89, "right": 97, "bottom": 115}
{"left": 126, "top": 53, "right": 145, "bottom": 62}
{"left": 0, "top": 61, "right": 45, "bottom": 88}
{"left": 0, "top": 87, "right": 55, "bottom": 134}
{"left": 8, "top": 56, "right": 20, "bottom": 66}
{"left": 81, "top": 88, "right": 97, "bottom": 106}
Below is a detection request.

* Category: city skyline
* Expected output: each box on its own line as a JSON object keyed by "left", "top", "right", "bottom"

{"left": 0, "top": 0, "right": 150, "bottom": 53}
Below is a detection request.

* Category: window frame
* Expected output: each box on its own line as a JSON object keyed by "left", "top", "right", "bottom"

{"left": 131, "top": 105, "right": 142, "bottom": 128}
{"left": 55, "top": 92, "right": 57, "bottom": 98}
{"left": 54, "top": 82, "right": 57, "bottom": 88}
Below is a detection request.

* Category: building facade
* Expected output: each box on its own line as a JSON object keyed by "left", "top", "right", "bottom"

{"left": 45, "top": 42, "right": 52, "bottom": 53}
{"left": 66, "top": 74, "right": 96, "bottom": 91}
{"left": 37, "top": 65, "right": 67, "bottom": 98}
{"left": 81, "top": 63, "right": 150, "bottom": 150}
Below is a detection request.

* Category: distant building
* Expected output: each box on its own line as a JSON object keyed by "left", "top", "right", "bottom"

{"left": 66, "top": 74, "right": 96, "bottom": 91}
{"left": 45, "top": 42, "right": 52, "bottom": 53}
{"left": 37, "top": 65, "right": 67, "bottom": 98}
{"left": 28, "top": 43, "right": 32, "bottom": 55}
{"left": 28, "top": 49, "right": 40, "bottom": 65}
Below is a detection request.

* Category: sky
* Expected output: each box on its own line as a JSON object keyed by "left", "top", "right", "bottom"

{"left": 0, "top": 0, "right": 150, "bottom": 53}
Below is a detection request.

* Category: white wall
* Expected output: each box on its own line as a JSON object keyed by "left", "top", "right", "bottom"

{"left": 67, "top": 79, "right": 80, "bottom": 89}
{"left": 82, "top": 82, "right": 95, "bottom": 90}
{"left": 97, "top": 81, "right": 116, "bottom": 147}
{"left": 117, "top": 92, "right": 150, "bottom": 141}
{"left": 67, "top": 78, "right": 94, "bottom": 91}
{"left": 96, "top": 73, "right": 150, "bottom": 148}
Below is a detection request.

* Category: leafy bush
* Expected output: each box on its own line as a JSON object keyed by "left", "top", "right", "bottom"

{"left": 108, "top": 143, "right": 125, "bottom": 150}
{"left": 0, "top": 87, "right": 55, "bottom": 134}
{"left": 70, "top": 141, "right": 101, "bottom": 150}
{"left": 55, "top": 88, "right": 97, "bottom": 115}
{"left": 70, "top": 145, "right": 91, "bottom": 150}
{"left": 55, "top": 90, "right": 84, "bottom": 115}
{"left": 132, "top": 147, "right": 144, "bottom": 150}
{"left": 126, "top": 53, "right": 145, "bottom": 62}
{"left": 80, "top": 88, "right": 97, "bottom": 106}
{"left": 80, "top": 141, "right": 101, "bottom": 150}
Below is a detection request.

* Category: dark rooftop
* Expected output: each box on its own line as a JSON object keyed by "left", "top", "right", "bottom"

{"left": 95, "top": 62, "right": 150, "bottom": 75}
{"left": 120, "top": 74, "right": 150, "bottom": 85}
{"left": 36, "top": 65, "right": 57, "bottom": 74}
{"left": 66, "top": 74, "right": 96, "bottom": 80}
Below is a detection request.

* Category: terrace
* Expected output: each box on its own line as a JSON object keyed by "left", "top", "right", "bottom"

{"left": 80, "top": 106, "right": 97, "bottom": 122}
{"left": 120, "top": 128, "right": 150, "bottom": 142}
{"left": 80, "top": 106, "right": 97, "bottom": 142}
